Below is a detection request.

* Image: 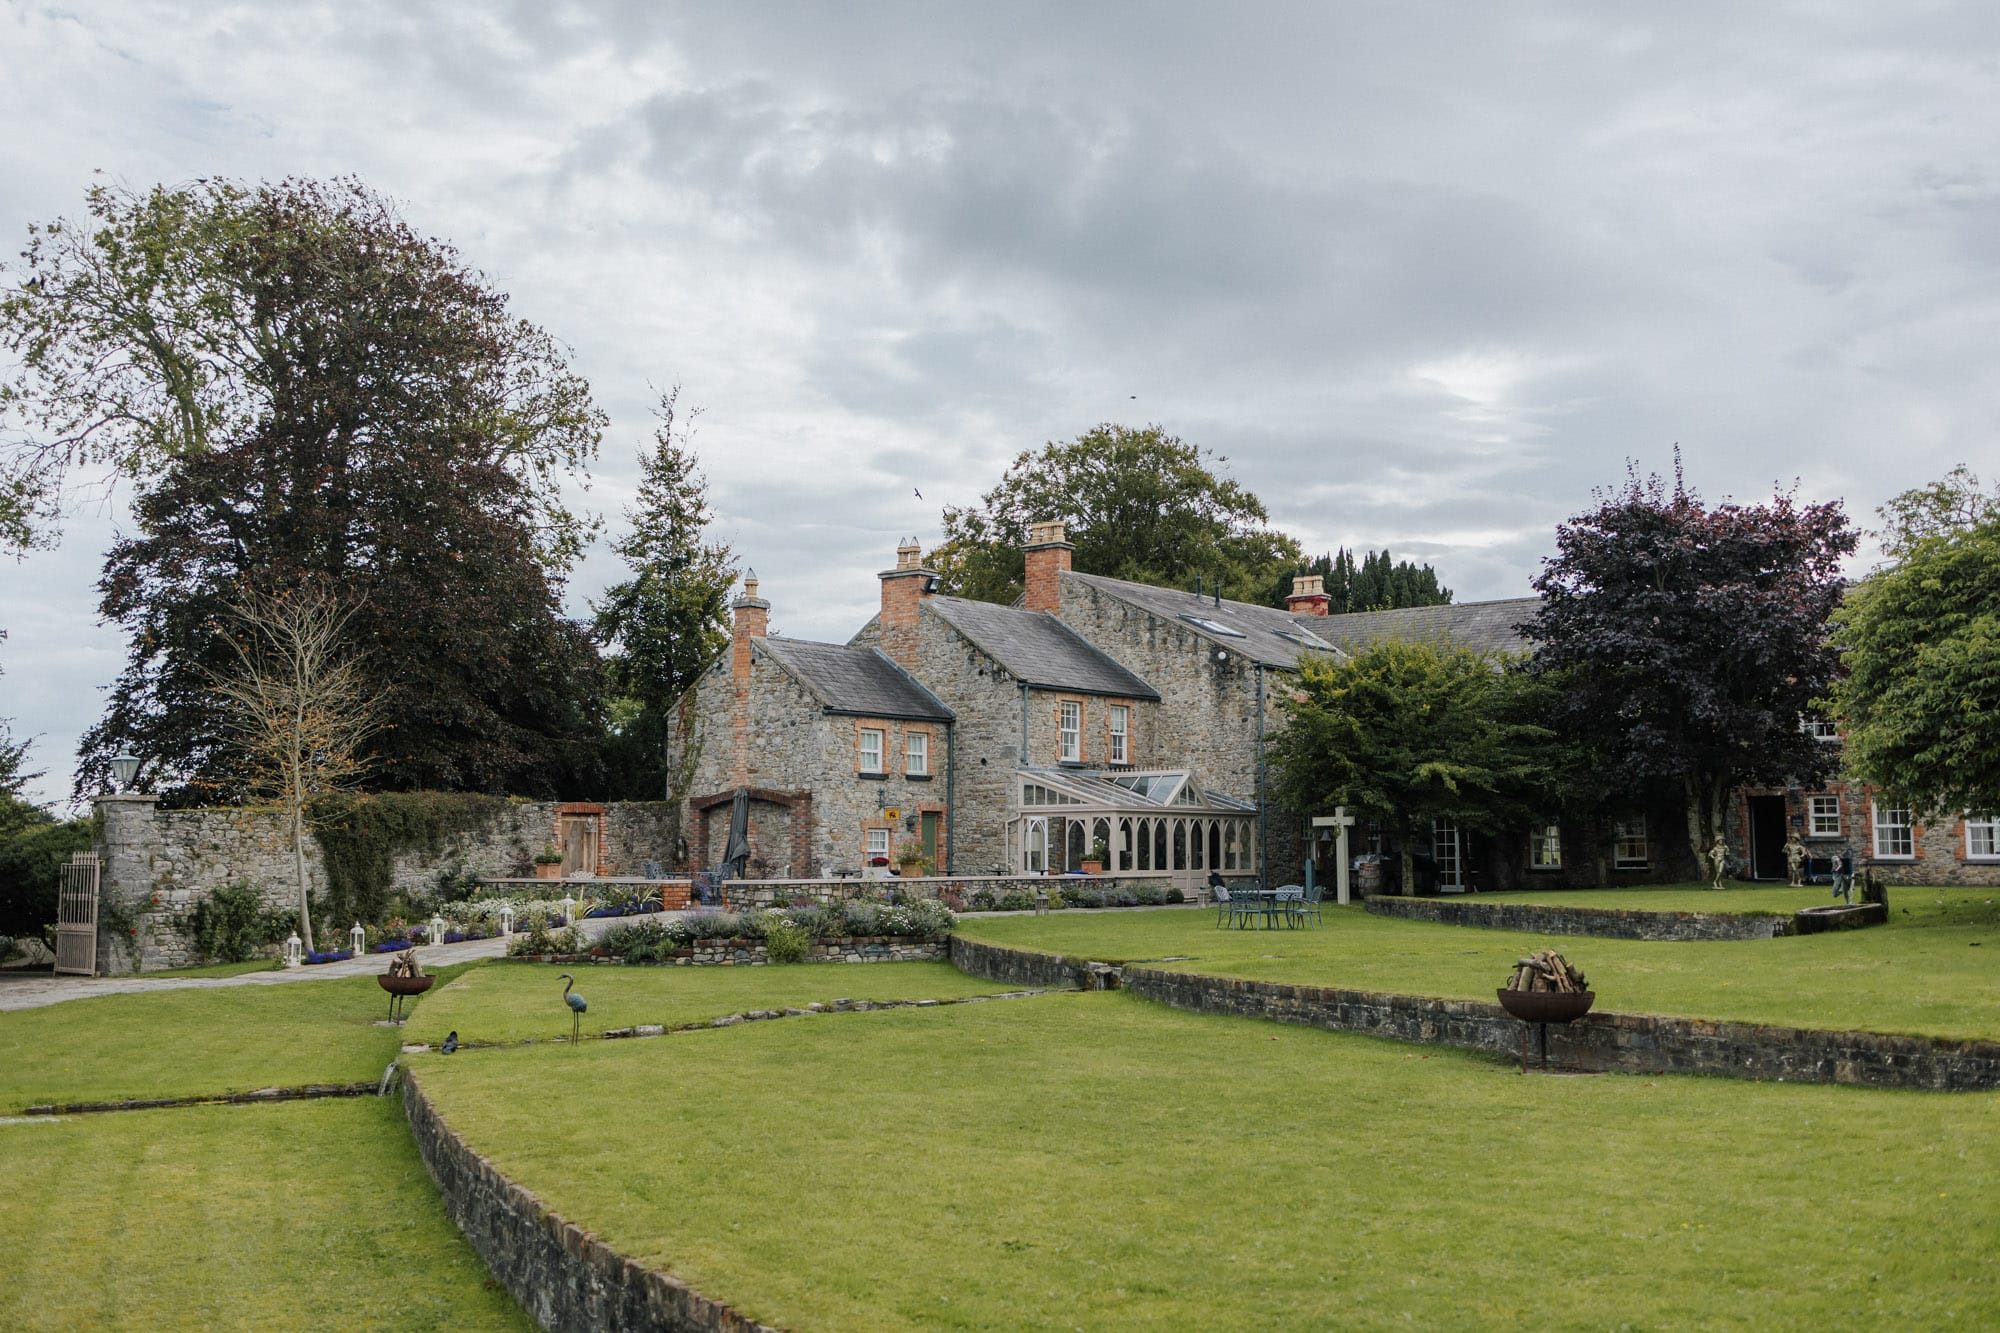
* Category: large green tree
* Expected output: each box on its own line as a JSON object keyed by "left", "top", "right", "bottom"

{"left": 932, "top": 424, "right": 1303, "bottom": 604}
{"left": 1830, "top": 466, "right": 2000, "bottom": 817}
{"left": 1269, "top": 641, "right": 1552, "bottom": 894}
{"left": 1524, "top": 459, "right": 1855, "bottom": 863}
{"left": 3, "top": 179, "right": 608, "bottom": 800}
{"left": 593, "top": 388, "right": 736, "bottom": 800}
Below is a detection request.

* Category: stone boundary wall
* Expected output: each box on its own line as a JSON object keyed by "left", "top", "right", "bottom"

{"left": 1364, "top": 895, "right": 1795, "bottom": 941}
{"left": 511, "top": 935, "right": 949, "bottom": 967}
{"left": 948, "top": 935, "right": 1092, "bottom": 990}
{"left": 1119, "top": 966, "right": 2000, "bottom": 1091}
{"left": 719, "top": 871, "right": 1179, "bottom": 909}
{"left": 92, "top": 795, "right": 676, "bottom": 974}
{"left": 403, "top": 1069, "right": 776, "bottom": 1333}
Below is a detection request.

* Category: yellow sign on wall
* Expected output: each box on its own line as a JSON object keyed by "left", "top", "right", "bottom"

{"left": 883, "top": 808, "right": 901, "bottom": 820}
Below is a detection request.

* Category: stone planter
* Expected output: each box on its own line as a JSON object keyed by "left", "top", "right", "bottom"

{"left": 1080, "top": 860, "right": 1105, "bottom": 875}
{"left": 535, "top": 863, "right": 561, "bottom": 880}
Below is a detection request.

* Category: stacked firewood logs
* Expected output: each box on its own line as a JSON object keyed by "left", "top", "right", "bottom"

{"left": 387, "top": 948, "right": 425, "bottom": 979}
{"left": 1505, "top": 949, "right": 1586, "bottom": 993}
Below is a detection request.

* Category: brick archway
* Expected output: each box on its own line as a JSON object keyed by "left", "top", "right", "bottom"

{"left": 689, "top": 788, "right": 813, "bottom": 878}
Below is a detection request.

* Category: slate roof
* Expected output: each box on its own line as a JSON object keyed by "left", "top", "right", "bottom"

{"left": 756, "top": 638, "right": 955, "bottom": 721}
{"left": 1063, "top": 572, "right": 1352, "bottom": 669}
{"left": 1301, "top": 597, "right": 1542, "bottom": 657}
{"left": 925, "top": 596, "right": 1160, "bottom": 699}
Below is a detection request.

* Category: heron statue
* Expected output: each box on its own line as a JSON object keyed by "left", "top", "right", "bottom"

{"left": 558, "top": 973, "right": 587, "bottom": 1047}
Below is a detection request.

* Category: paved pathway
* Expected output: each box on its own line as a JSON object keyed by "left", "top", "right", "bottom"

{"left": 0, "top": 912, "right": 674, "bottom": 1013}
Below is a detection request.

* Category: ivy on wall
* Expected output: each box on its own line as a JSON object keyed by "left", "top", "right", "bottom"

{"left": 310, "top": 792, "right": 511, "bottom": 925}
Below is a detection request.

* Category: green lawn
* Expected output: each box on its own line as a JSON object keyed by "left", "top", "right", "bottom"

{"left": 0, "top": 964, "right": 479, "bottom": 1112}
{"left": 1483, "top": 882, "right": 1850, "bottom": 914}
{"left": 957, "top": 887, "right": 2000, "bottom": 1039}
{"left": 412, "top": 992, "right": 2000, "bottom": 1330}
{"left": 407, "top": 960, "right": 1022, "bottom": 1046}
{"left": 0, "top": 1097, "right": 532, "bottom": 1332}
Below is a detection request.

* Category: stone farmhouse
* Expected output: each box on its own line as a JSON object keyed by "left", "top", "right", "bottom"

{"left": 671, "top": 522, "right": 1569, "bottom": 895}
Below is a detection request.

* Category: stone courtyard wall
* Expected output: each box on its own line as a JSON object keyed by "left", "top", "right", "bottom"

{"left": 93, "top": 795, "right": 678, "bottom": 975}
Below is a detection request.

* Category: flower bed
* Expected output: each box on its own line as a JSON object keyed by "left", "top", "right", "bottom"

{"left": 564, "top": 899, "right": 957, "bottom": 965}
{"left": 303, "top": 948, "right": 355, "bottom": 965}
{"left": 948, "top": 884, "right": 1187, "bottom": 913}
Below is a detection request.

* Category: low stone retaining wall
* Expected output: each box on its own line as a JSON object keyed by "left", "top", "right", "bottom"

{"left": 404, "top": 1069, "right": 775, "bottom": 1333}
{"left": 949, "top": 935, "right": 1093, "bottom": 990}
{"left": 510, "top": 935, "right": 948, "bottom": 967}
{"left": 720, "top": 871, "right": 1179, "bottom": 910}
{"left": 1363, "top": 895, "right": 1886, "bottom": 940}
{"left": 1120, "top": 966, "right": 2000, "bottom": 1091}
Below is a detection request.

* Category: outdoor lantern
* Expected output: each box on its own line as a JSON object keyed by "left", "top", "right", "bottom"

{"left": 283, "top": 932, "right": 303, "bottom": 968}
{"left": 430, "top": 914, "right": 446, "bottom": 947}
{"left": 110, "top": 753, "right": 141, "bottom": 791}
{"left": 499, "top": 903, "right": 515, "bottom": 935}
{"left": 561, "top": 894, "right": 575, "bottom": 927}
{"left": 349, "top": 922, "right": 366, "bottom": 956}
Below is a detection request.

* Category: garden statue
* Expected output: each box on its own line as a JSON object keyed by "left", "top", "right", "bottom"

{"left": 1784, "top": 834, "right": 1806, "bottom": 886}
{"left": 1708, "top": 837, "right": 1729, "bottom": 889}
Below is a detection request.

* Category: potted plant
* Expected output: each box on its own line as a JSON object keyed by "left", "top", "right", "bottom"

{"left": 895, "top": 844, "right": 931, "bottom": 877}
{"left": 534, "top": 843, "right": 564, "bottom": 880}
{"left": 1081, "top": 837, "right": 1109, "bottom": 875}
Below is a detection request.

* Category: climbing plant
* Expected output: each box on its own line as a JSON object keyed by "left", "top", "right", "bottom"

{"left": 309, "top": 792, "right": 510, "bottom": 926}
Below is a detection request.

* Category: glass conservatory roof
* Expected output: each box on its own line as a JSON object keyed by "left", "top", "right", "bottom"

{"left": 1016, "top": 767, "right": 1254, "bottom": 813}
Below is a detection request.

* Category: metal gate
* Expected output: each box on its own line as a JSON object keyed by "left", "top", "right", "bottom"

{"left": 55, "top": 851, "right": 100, "bottom": 976}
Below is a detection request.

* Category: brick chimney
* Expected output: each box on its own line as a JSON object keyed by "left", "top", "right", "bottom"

{"left": 878, "top": 538, "right": 936, "bottom": 670}
{"left": 1285, "top": 572, "right": 1331, "bottom": 616}
{"left": 1022, "top": 519, "right": 1073, "bottom": 613}
{"left": 729, "top": 570, "right": 770, "bottom": 784}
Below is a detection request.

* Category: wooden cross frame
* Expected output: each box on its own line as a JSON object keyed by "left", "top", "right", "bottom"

{"left": 1311, "top": 807, "right": 1357, "bottom": 905}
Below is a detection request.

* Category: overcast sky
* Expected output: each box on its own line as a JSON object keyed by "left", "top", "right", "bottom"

{"left": 4, "top": 2, "right": 1997, "bottom": 808}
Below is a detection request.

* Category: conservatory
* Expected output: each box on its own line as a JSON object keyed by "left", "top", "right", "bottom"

{"left": 1005, "top": 767, "right": 1259, "bottom": 895}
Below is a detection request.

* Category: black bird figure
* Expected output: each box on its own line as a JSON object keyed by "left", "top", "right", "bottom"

{"left": 559, "top": 973, "right": 587, "bottom": 1048}
{"left": 914, "top": 487, "right": 923, "bottom": 499}
{"left": 441, "top": 1031, "right": 459, "bottom": 1055}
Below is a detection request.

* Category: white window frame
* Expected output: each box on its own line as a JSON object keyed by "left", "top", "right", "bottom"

{"left": 859, "top": 727, "right": 884, "bottom": 774}
{"left": 1108, "top": 705, "right": 1129, "bottom": 766}
{"left": 905, "top": 730, "right": 928, "bottom": 776}
{"left": 1024, "top": 816, "right": 1048, "bottom": 874}
{"left": 1871, "top": 802, "right": 1914, "bottom": 860}
{"left": 1807, "top": 794, "right": 1842, "bottom": 838}
{"left": 1059, "top": 700, "right": 1082, "bottom": 763}
{"left": 1529, "top": 822, "right": 1562, "bottom": 870}
{"left": 1800, "top": 714, "right": 1840, "bottom": 742}
{"left": 1613, "top": 815, "right": 1649, "bottom": 869}
{"left": 865, "top": 828, "right": 890, "bottom": 861}
{"left": 1965, "top": 813, "right": 1999, "bottom": 861}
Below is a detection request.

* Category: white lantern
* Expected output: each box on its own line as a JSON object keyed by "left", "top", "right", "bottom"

{"left": 283, "top": 931, "right": 303, "bottom": 968}
{"left": 499, "top": 902, "right": 515, "bottom": 936}
{"left": 110, "top": 753, "right": 142, "bottom": 791}
{"left": 560, "top": 894, "right": 575, "bottom": 927}
{"left": 430, "top": 914, "right": 447, "bottom": 947}
{"left": 349, "top": 922, "right": 366, "bottom": 957}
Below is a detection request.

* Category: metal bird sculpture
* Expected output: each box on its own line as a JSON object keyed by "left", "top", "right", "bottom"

{"left": 558, "top": 973, "right": 587, "bottom": 1047}
{"left": 441, "top": 1030, "right": 459, "bottom": 1055}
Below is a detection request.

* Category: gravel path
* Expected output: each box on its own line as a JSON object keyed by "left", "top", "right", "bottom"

{"left": 0, "top": 912, "right": 675, "bottom": 1012}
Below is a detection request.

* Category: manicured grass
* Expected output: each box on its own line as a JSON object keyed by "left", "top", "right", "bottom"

{"left": 0, "top": 1097, "right": 532, "bottom": 1332}
{"left": 957, "top": 888, "right": 2000, "bottom": 1039}
{"left": 0, "top": 965, "right": 478, "bottom": 1111}
{"left": 413, "top": 993, "right": 2000, "bottom": 1330}
{"left": 1485, "top": 882, "right": 1845, "bottom": 914}
{"left": 408, "top": 960, "right": 1021, "bottom": 1046}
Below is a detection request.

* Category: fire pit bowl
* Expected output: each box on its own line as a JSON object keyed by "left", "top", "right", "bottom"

{"left": 378, "top": 973, "right": 435, "bottom": 997}
{"left": 1496, "top": 989, "right": 1594, "bottom": 1024}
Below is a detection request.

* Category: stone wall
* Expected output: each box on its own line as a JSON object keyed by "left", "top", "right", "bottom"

{"left": 1122, "top": 966, "right": 2000, "bottom": 1090}
{"left": 717, "top": 871, "right": 1182, "bottom": 910}
{"left": 403, "top": 1070, "right": 777, "bottom": 1333}
{"left": 949, "top": 934, "right": 1092, "bottom": 990}
{"left": 1363, "top": 895, "right": 1811, "bottom": 941}
{"left": 92, "top": 795, "right": 679, "bottom": 975}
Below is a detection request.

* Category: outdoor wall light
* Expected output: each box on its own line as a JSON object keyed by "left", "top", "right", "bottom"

{"left": 499, "top": 903, "right": 515, "bottom": 935}
{"left": 283, "top": 932, "right": 303, "bottom": 968}
{"left": 349, "top": 922, "right": 366, "bottom": 956}
{"left": 110, "top": 753, "right": 141, "bottom": 790}
{"left": 430, "top": 914, "right": 446, "bottom": 947}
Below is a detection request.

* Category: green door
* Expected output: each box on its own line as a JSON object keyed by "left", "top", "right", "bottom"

{"left": 920, "top": 812, "right": 940, "bottom": 872}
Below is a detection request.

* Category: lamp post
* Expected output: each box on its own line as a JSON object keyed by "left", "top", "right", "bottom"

{"left": 110, "top": 753, "right": 141, "bottom": 791}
